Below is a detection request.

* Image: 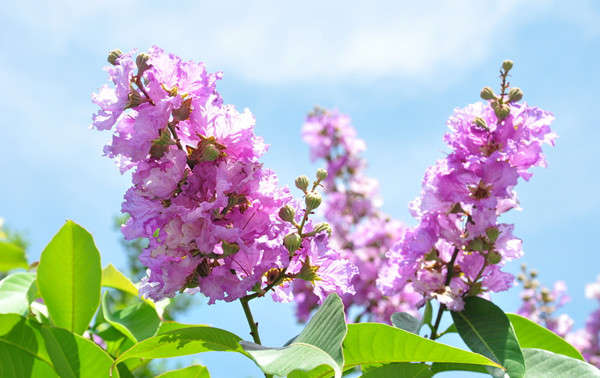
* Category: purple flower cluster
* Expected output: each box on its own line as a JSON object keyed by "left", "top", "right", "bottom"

{"left": 378, "top": 65, "right": 556, "bottom": 311}
{"left": 517, "top": 266, "right": 573, "bottom": 337}
{"left": 566, "top": 276, "right": 600, "bottom": 367}
{"left": 301, "top": 108, "right": 421, "bottom": 323}
{"left": 92, "top": 47, "right": 354, "bottom": 305}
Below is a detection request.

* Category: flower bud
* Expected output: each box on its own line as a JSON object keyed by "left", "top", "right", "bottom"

{"left": 493, "top": 102, "right": 511, "bottom": 120}
{"left": 486, "top": 251, "right": 502, "bottom": 265}
{"left": 480, "top": 86, "right": 496, "bottom": 100}
{"left": 283, "top": 233, "right": 302, "bottom": 255}
{"left": 508, "top": 87, "right": 523, "bottom": 103}
{"left": 316, "top": 168, "right": 328, "bottom": 181}
{"left": 107, "top": 49, "right": 123, "bottom": 65}
{"left": 530, "top": 269, "right": 538, "bottom": 278}
{"left": 502, "top": 60, "right": 514, "bottom": 73}
{"left": 125, "top": 89, "right": 146, "bottom": 109}
{"left": 473, "top": 117, "right": 489, "bottom": 130}
{"left": 485, "top": 227, "right": 500, "bottom": 243}
{"left": 136, "top": 53, "right": 151, "bottom": 75}
{"left": 468, "top": 237, "right": 485, "bottom": 251}
{"left": 313, "top": 222, "right": 331, "bottom": 235}
{"left": 295, "top": 175, "right": 310, "bottom": 192}
{"left": 278, "top": 205, "right": 296, "bottom": 223}
{"left": 305, "top": 191, "right": 322, "bottom": 211}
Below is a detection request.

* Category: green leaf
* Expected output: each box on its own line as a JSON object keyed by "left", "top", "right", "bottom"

{"left": 362, "top": 363, "right": 432, "bottom": 377}
{"left": 0, "top": 272, "right": 36, "bottom": 315}
{"left": 37, "top": 221, "right": 102, "bottom": 335}
{"left": 523, "top": 348, "right": 600, "bottom": 377}
{"left": 94, "top": 322, "right": 134, "bottom": 358}
{"left": 391, "top": 312, "right": 421, "bottom": 334}
{"left": 430, "top": 362, "right": 488, "bottom": 375}
{"left": 507, "top": 313, "right": 584, "bottom": 361}
{"left": 101, "top": 291, "right": 160, "bottom": 342}
{"left": 40, "top": 325, "right": 120, "bottom": 378}
{"left": 0, "top": 241, "right": 28, "bottom": 272}
{"left": 114, "top": 325, "right": 246, "bottom": 369}
{"left": 341, "top": 323, "right": 502, "bottom": 372}
{"left": 0, "top": 314, "right": 58, "bottom": 377}
{"left": 242, "top": 294, "right": 347, "bottom": 378}
{"left": 451, "top": 296, "right": 525, "bottom": 378}
{"left": 101, "top": 264, "right": 138, "bottom": 297}
{"left": 156, "top": 365, "right": 210, "bottom": 378}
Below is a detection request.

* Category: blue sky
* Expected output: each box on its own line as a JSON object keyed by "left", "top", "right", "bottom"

{"left": 1, "top": 1, "right": 599, "bottom": 376}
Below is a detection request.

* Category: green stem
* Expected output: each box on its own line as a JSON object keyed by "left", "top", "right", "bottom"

{"left": 429, "top": 248, "right": 459, "bottom": 340}
{"left": 240, "top": 296, "right": 262, "bottom": 345}
{"left": 240, "top": 297, "right": 273, "bottom": 378}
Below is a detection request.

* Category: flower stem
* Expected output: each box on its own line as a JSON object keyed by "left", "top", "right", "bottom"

{"left": 429, "top": 248, "right": 459, "bottom": 340}
{"left": 240, "top": 296, "right": 262, "bottom": 345}
{"left": 240, "top": 296, "right": 273, "bottom": 378}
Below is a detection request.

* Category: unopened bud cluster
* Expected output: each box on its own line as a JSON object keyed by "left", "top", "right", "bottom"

{"left": 479, "top": 60, "right": 524, "bottom": 121}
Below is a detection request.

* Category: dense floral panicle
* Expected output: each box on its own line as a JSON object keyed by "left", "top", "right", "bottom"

{"left": 300, "top": 108, "right": 421, "bottom": 323}
{"left": 92, "top": 47, "right": 353, "bottom": 304}
{"left": 378, "top": 92, "right": 555, "bottom": 311}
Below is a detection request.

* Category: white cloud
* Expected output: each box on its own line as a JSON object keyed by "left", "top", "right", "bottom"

{"left": 6, "top": 0, "right": 580, "bottom": 84}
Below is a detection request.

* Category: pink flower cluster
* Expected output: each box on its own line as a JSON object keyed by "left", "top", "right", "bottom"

{"left": 566, "top": 276, "right": 600, "bottom": 367}
{"left": 517, "top": 267, "right": 573, "bottom": 337}
{"left": 92, "top": 47, "right": 354, "bottom": 305}
{"left": 300, "top": 109, "right": 421, "bottom": 323}
{"left": 377, "top": 72, "right": 556, "bottom": 311}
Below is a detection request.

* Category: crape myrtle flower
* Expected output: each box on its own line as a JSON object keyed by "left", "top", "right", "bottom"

{"left": 301, "top": 108, "right": 421, "bottom": 323}
{"left": 92, "top": 47, "right": 355, "bottom": 305}
{"left": 566, "top": 275, "right": 600, "bottom": 368}
{"left": 378, "top": 61, "right": 556, "bottom": 311}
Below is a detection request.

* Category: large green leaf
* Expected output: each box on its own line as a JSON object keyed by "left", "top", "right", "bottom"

{"left": 0, "top": 314, "right": 58, "bottom": 378}
{"left": 451, "top": 296, "right": 525, "bottom": 378}
{"left": 113, "top": 325, "right": 247, "bottom": 369}
{"left": 101, "top": 291, "right": 160, "bottom": 342}
{"left": 523, "top": 348, "right": 600, "bottom": 377}
{"left": 341, "top": 323, "right": 502, "bottom": 373}
{"left": 37, "top": 221, "right": 102, "bottom": 334}
{"left": 507, "top": 313, "right": 584, "bottom": 361}
{"left": 242, "top": 294, "right": 347, "bottom": 378}
{"left": 0, "top": 241, "right": 28, "bottom": 272}
{"left": 362, "top": 363, "right": 433, "bottom": 377}
{"left": 101, "top": 264, "right": 138, "bottom": 297}
{"left": 40, "top": 325, "right": 119, "bottom": 378}
{"left": 391, "top": 312, "right": 421, "bottom": 334}
{"left": 156, "top": 365, "right": 210, "bottom": 378}
{"left": 0, "top": 272, "right": 36, "bottom": 315}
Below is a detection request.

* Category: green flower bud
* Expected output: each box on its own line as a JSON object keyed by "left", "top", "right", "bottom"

{"left": 136, "top": 53, "right": 151, "bottom": 75}
{"left": 305, "top": 191, "right": 322, "bottom": 211}
{"left": 473, "top": 117, "right": 489, "bottom": 130}
{"left": 485, "top": 227, "right": 500, "bottom": 243}
{"left": 468, "top": 237, "right": 485, "bottom": 251}
{"left": 107, "top": 49, "right": 123, "bottom": 65}
{"left": 493, "top": 102, "right": 511, "bottom": 120}
{"left": 278, "top": 205, "right": 296, "bottom": 223}
{"left": 316, "top": 168, "right": 328, "bottom": 181}
{"left": 486, "top": 251, "right": 502, "bottom": 265}
{"left": 313, "top": 222, "right": 331, "bottom": 235}
{"left": 283, "top": 233, "right": 302, "bottom": 255}
{"left": 508, "top": 87, "right": 524, "bottom": 103}
{"left": 125, "top": 89, "right": 147, "bottom": 109}
{"left": 149, "top": 129, "right": 175, "bottom": 159}
{"left": 221, "top": 241, "right": 240, "bottom": 257}
{"left": 502, "top": 60, "right": 514, "bottom": 73}
{"left": 530, "top": 269, "right": 538, "bottom": 278}
{"left": 295, "top": 175, "right": 310, "bottom": 192}
{"left": 468, "top": 282, "right": 483, "bottom": 296}
{"left": 480, "top": 86, "right": 497, "bottom": 100}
